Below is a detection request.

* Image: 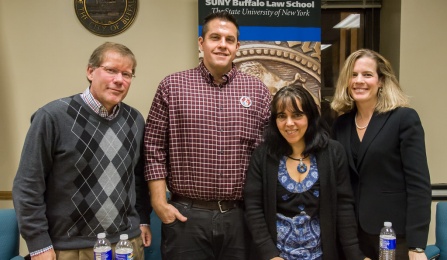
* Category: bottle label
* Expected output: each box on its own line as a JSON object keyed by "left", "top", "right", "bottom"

{"left": 380, "top": 235, "right": 396, "bottom": 250}
{"left": 116, "top": 252, "right": 134, "bottom": 260}
{"left": 94, "top": 250, "right": 112, "bottom": 260}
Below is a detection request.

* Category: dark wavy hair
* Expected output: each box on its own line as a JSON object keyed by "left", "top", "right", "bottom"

{"left": 264, "top": 85, "right": 329, "bottom": 158}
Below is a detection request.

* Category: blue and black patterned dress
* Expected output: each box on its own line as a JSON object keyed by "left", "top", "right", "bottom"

{"left": 276, "top": 155, "right": 322, "bottom": 260}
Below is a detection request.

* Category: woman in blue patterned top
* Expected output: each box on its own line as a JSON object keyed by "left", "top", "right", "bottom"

{"left": 244, "top": 85, "right": 370, "bottom": 260}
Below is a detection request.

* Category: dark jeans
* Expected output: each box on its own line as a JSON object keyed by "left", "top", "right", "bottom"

{"left": 161, "top": 200, "right": 248, "bottom": 260}
{"left": 359, "top": 227, "right": 409, "bottom": 260}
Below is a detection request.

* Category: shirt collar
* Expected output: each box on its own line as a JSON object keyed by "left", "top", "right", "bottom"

{"left": 199, "top": 61, "right": 237, "bottom": 86}
{"left": 80, "top": 87, "right": 120, "bottom": 120}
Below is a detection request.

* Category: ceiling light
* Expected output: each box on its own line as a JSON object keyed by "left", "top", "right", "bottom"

{"left": 333, "top": 14, "right": 360, "bottom": 29}
{"left": 321, "top": 44, "right": 332, "bottom": 50}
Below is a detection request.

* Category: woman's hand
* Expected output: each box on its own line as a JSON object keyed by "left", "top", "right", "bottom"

{"left": 409, "top": 251, "right": 428, "bottom": 260}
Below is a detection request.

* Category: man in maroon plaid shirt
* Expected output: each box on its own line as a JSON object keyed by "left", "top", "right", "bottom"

{"left": 144, "top": 11, "right": 271, "bottom": 260}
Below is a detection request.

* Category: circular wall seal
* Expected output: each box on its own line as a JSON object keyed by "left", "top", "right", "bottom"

{"left": 74, "top": 0, "right": 138, "bottom": 37}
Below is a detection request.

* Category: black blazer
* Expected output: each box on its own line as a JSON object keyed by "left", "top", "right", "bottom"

{"left": 244, "top": 140, "right": 365, "bottom": 260}
{"left": 332, "top": 107, "right": 431, "bottom": 248}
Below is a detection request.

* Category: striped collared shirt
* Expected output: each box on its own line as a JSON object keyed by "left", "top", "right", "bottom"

{"left": 80, "top": 87, "right": 120, "bottom": 120}
{"left": 144, "top": 62, "right": 271, "bottom": 201}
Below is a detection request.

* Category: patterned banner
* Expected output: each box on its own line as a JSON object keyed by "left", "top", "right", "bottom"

{"left": 199, "top": 0, "right": 321, "bottom": 103}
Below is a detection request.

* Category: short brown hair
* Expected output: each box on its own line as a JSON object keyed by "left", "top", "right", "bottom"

{"left": 201, "top": 11, "right": 240, "bottom": 40}
{"left": 88, "top": 42, "right": 137, "bottom": 73}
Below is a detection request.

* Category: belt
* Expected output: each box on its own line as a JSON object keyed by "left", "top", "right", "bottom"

{"left": 170, "top": 194, "right": 242, "bottom": 213}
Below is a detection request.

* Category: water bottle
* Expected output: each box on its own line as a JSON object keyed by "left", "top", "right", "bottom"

{"left": 379, "top": 222, "right": 396, "bottom": 260}
{"left": 115, "top": 234, "right": 134, "bottom": 260}
{"left": 93, "top": 233, "right": 112, "bottom": 260}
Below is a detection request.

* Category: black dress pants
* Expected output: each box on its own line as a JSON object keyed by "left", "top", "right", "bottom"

{"left": 161, "top": 200, "right": 249, "bottom": 260}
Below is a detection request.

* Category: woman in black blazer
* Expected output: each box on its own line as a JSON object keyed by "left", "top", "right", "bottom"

{"left": 331, "top": 49, "right": 431, "bottom": 260}
{"left": 244, "top": 85, "right": 369, "bottom": 260}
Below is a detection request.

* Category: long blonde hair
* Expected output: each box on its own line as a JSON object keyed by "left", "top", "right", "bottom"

{"left": 331, "top": 49, "right": 409, "bottom": 114}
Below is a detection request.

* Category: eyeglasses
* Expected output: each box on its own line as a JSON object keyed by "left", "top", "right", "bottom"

{"left": 98, "top": 66, "right": 135, "bottom": 81}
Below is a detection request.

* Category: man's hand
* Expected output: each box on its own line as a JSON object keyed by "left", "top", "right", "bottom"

{"left": 31, "top": 249, "right": 56, "bottom": 260}
{"left": 153, "top": 202, "right": 187, "bottom": 224}
{"left": 409, "top": 250, "right": 428, "bottom": 260}
{"left": 140, "top": 225, "right": 152, "bottom": 247}
{"left": 148, "top": 179, "right": 187, "bottom": 224}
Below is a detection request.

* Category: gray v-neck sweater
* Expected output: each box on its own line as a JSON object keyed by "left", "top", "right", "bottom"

{"left": 13, "top": 94, "right": 150, "bottom": 252}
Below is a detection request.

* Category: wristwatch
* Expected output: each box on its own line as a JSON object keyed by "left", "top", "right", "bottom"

{"left": 409, "top": 247, "right": 425, "bottom": 253}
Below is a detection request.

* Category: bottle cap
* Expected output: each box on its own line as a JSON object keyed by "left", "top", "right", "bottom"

{"left": 120, "top": 234, "right": 128, "bottom": 240}
{"left": 384, "top": 221, "right": 392, "bottom": 227}
{"left": 97, "top": 233, "right": 106, "bottom": 239}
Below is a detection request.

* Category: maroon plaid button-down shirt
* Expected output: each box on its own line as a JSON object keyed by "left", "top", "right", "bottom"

{"left": 144, "top": 62, "right": 271, "bottom": 200}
